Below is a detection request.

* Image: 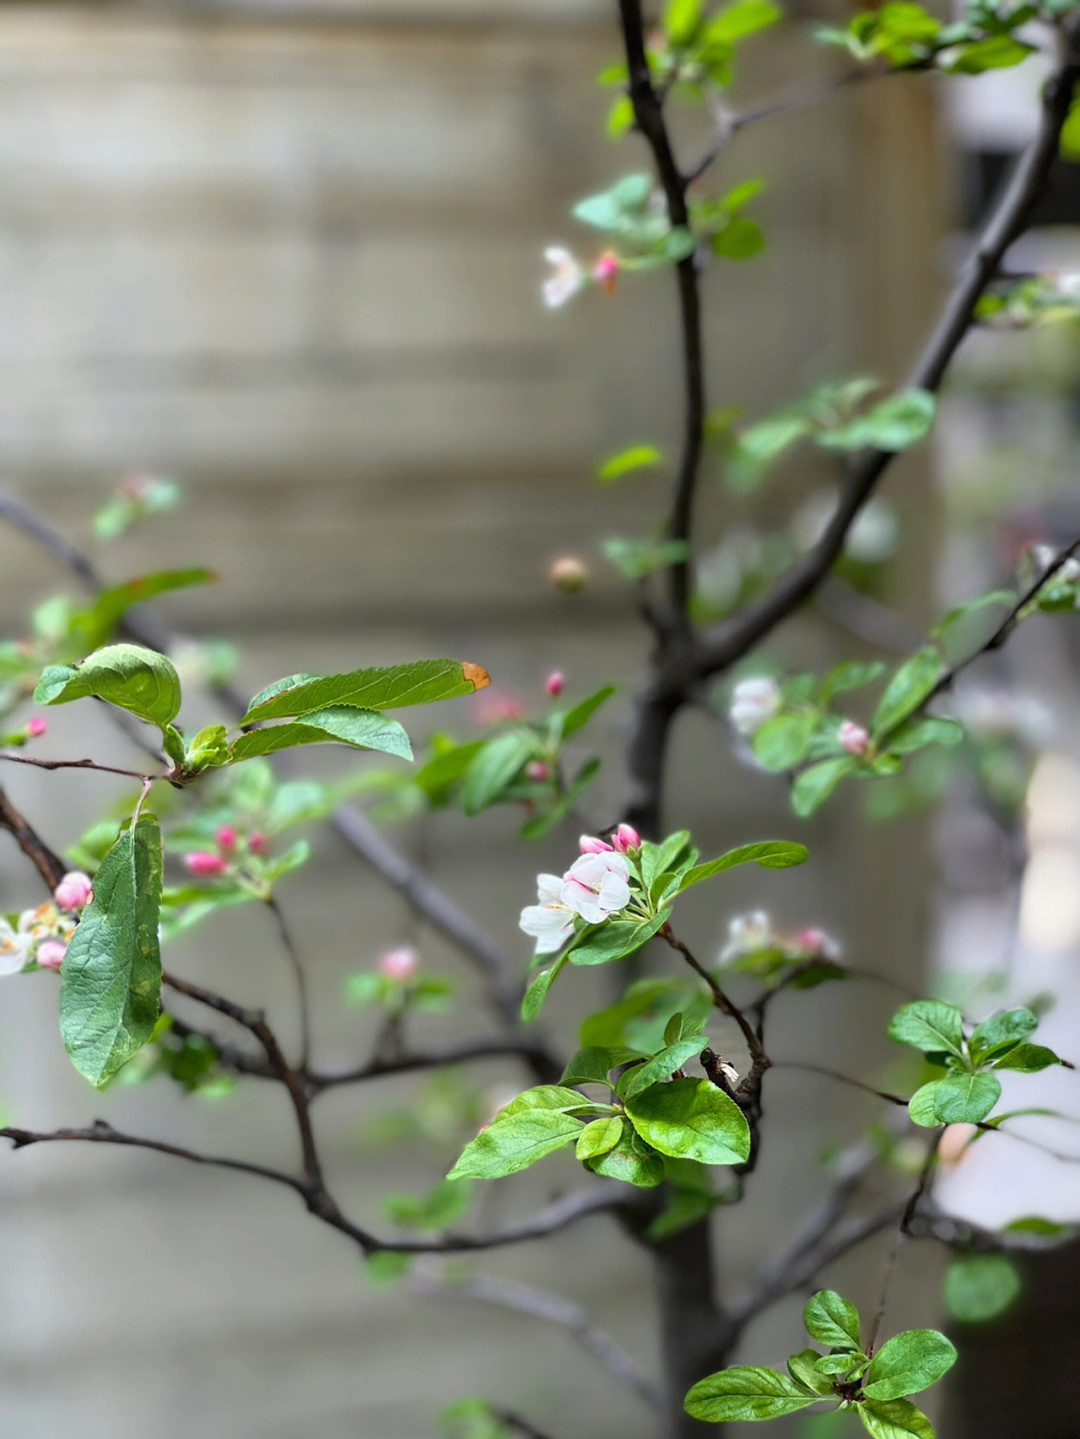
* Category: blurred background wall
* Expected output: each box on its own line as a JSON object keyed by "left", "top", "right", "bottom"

{"left": 5, "top": 2, "right": 1074, "bottom": 1437}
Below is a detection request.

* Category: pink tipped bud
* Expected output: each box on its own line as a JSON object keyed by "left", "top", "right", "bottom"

{"left": 379, "top": 946, "right": 419, "bottom": 982}
{"left": 248, "top": 831, "right": 269, "bottom": 855}
{"left": 215, "top": 824, "right": 238, "bottom": 854}
{"left": 25, "top": 717, "right": 47, "bottom": 738}
{"left": 593, "top": 250, "right": 621, "bottom": 293}
{"left": 545, "top": 670, "right": 565, "bottom": 698}
{"left": 579, "top": 834, "right": 614, "bottom": 854}
{"left": 184, "top": 851, "right": 228, "bottom": 877}
{"left": 838, "top": 720, "right": 870, "bottom": 757}
{"left": 525, "top": 759, "right": 551, "bottom": 783}
{"left": 612, "top": 823, "right": 641, "bottom": 853}
{"left": 53, "top": 871, "right": 94, "bottom": 912}
{"left": 549, "top": 555, "right": 588, "bottom": 594}
{"left": 36, "top": 939, "right": 67, "bottom": 971}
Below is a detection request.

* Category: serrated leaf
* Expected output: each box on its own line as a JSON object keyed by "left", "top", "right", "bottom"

{"left": 871, "top": 648, "right": 943, "bottom": 737}
{"left": 680, "top": 840, "right": 808, "bottom": 890}
{"left": 804, "top": 1290, "right": 862, "bottom": 1350}
{"left": 888, "top": 1000, "right": 964, "bottom": 1057}
{"left": 576, "top": 1116, "right": 623, "bottom": 1160}
{"left": 618, "top": 1034, "right": 710, "bottom": 1099}
{"left": 625, "top": 1077, "right": 750, "bottom": 1164}
{"left": 231, "top": 707, "right": 413, "bottom": 762}
{"left": 35, "top": 643, "right": 181, "bottom": 729}
{"left": 752, "top": 713, "right": 816, "bottom": 772}
{"left": 567, "top": 910, "right": 670, "bottom": 966}
{"left": 944, "top": 1254, "right": 1021, "bottom": 1322}
{"left": 461, "top": 729, "right": 538, "bottom": 814}
{"left": 857, "top": 1397, "right": 935, "bottom": 1439}
{"left": 786, "top": 1350, "right": 834, "bottom": 1396}
{"left": 59, "top": 816, "right": 163, "bottom": 1086}
{"left": 448, "top": 1109, "right": 582, "bottom": 1180}
{"left": 684, "top": 1367, "right": 822, "bottom": 1422}
{"left": 498, "top": 1085, "right": 591, "bottom": 1117}
{"left": 520, "top": 953, "right": 568, "bottom": 1022}
{"left": 560, "top": 1046, "right": 638, "bottom": 1085}
{"left": 862, "top": 1329, "right": 957, "bottom": 1400}
{"left": 583, "top": 1129, "right": 665, "bottom": 1186}
{"left": 241, "top": 658, "right": 490, "bottom": 723}
{"left": 640, "top": 830, "right": 693, "bottom": 892}
{"left": 991, "top": 1042, "right": 1062, "bottom": 1072}
{"left": 908, "top": 1071, "right": 1001, "bottom": 1126}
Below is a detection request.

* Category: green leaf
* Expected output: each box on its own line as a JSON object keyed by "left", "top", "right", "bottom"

{"left": 559, "top": 684, "right": 617, "bottom": 738}
{"left": 931, "top": 589, "right": 1016, "bottom": 656}
{"left": 967, "top": 1007, "right": 1037, "bottom": 1066}
{"left": 625, "top": 1077, "right": 750, "bottom": 1164}
{"left": 944, "top": 1254, "right": 1021, "bottom": 1322}
{"left": 583, "top": 1129, "right": 665, "bottom": 1186}
{"left": 1062, "top": 96, "right": 1080, "bottom": 161}
{"left": 680, "top": 840, "right": 808, "bottom": 889}
{"left": 908, "top": 1071, "right": 1001, "bottom": 1126}
{"left": 665, "top": 0, "right": 703, "bottom": 44}
{"left": 942, "top": 34, "right": 1033, "bottom": 72}
{"left": 862, "top": 1329, "right": 957, "bottom": 1401}
{"left": 704, "top": 0, "right": 782, "bottom": 43}
{"left": 35, "top": 643, "right": 182, "bottom": 730}
{"left": 241, "top": 658, "right": 490, "bottom": 723}
{"left": 461, "top": 729, "right": 538, "bottom": 814}
{"left": 521, "top": 953, "right": 568, "bottom": 1022}
{"left": 59, "top": 816, "right": 163, "bottom": 1086}
{"left": 384, "top": 1177, "right": 474, "bottom": 1231}
{"left": 793, "top": 756, "right": 859, "bottom": 816}
{"left": 640, "top": 830, "right": 693, "bottom": 891}
{"left": 815, "top": 1352, "right": 862, "bottom": 1375}
{"left": 992, "top": 1042, "right": 1063, "bottom": 1072}
{"left": 885, "top": 716, "right": 963, "bottom": 755}
{"left": 560, "top": 1045, "right": 638, "bottom": 1085}
{"left": 752, "top": 713, "right": 816, "bottom": 772}
{"left": 603, "top": 535, "right": 690, "bottom": 580}
{"left": 231, "top": 707, "right": 413, "bottom": 762}
{"left": 607, "top": 94, "right": 635, "bottom": 137}
{"left": 786, "top": 1350, "right": 835, "bottom": 1397}
{"left": 684, "top": 1367, "right": 822, "bottom": 1422}
{"left": 70, "top": 569, "right": 216, "bottom": 648}
{"left": 498, "top": 1085, "right": 592, "bottom": 1117}
{"left": 887, "top": 1001, "right": 965, "bottom": 1058}
{"left": 804, "top": 1290, "right": 862, "bottom": 1350}
{"left": 871, "top": 648, "right": 943, "bottom": 736}
{"left": 576, "top": 1116, "right": 624, "bottom": 1160}
{"left": 578, "top": 978, "right": 685, "bottom": 1048}
{"left": 821, "top": 660, "right": 887, "bottom": 702}
{"left": 567, "top": 910, "right": 670, "bottom": 966}
{"left": 598, "top": 445, "right": 666, "bottom": 483}
{"left": 712, "top": 216, "right": 766, "bottom": 259}
{"left": 857, "top": 1397, "right": 935, "bottom": 1439}
{"left": 448, "top": 1109, "right": 582, "bottom": 1180}
{"left": 1004, "top": 1215, "right": 1075, "bottom": 1237}
{"left": 817, "top": 389, "right": 935, "bottom": 453}
{"left": 618, "top": 1034, "right": 710, "bottom": 1099}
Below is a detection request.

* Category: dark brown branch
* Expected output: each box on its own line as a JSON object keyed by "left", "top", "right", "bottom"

{"left": 660, "top": 922, "right": 767, "bottom": 1069}
{"left": 0, "top": 751, "right": 166, "bottom": 783}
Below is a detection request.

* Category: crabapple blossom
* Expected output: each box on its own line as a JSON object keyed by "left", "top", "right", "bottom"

{"left": 54, "top": 871, "right": 94, "bottom": 911}
{"left": 36, "top": 940, "right": 67, "bottom": 972}
{"left": 729, "top": 677, "right": 782, "bottom": 736}
{"left": 184, "top": 851, "right": 228, "bottom": 877}
{"left": 560, "top": 850, "right": 632, "bottom": 924}
{"left": 793, "top": 927, "right": 841, "bottom": 961}
{"left": 838, "top": 720, "right": 870, "bottom": 757}
{"left": 0, "top": 918, "right": 32, "bottom": 976}
{"left": 248, "top": 831, "right": 269, "bottom": 855}
{"left": 378, "top": 946, "right": 420, "bottom": 982}
{"left": 578, "top": 834, "right": 613, "bottom": 854}
{"left": 719, "top": 911, "right": 773, "bottom": 962}
{"left": 525, "top": 760, "right": 551, "bottom": 783}
{"left": 519, "top": 874, "right": 576, "bottom": 954}
{"left": 215, "top": 825, "right": 238, "bottom": 854}
{"left": 25, "top": 717, "right": 46, "bottom": 738}
{"left": 593, "top": 251, "right": 620, "bottom": 292}
{"left": 545, "top": 670, "right": 565, "bottom": 697}
{"left": 611, "top": 823, "right": 641, "bottom": 854}
{"left": 542, "top": 246, "right": 585, "bottom": 308}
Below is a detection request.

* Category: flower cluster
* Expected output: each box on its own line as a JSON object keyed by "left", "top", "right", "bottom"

{"left": 519, "top": 828, "right": 641, "bottom": 954}
{"left": 720, "top": 910, "right": 840, "bottom": 968}
{"left": 542, "top": 247, "right": 622, "bottom": 308}
{"left": 0, "top": 870, "right": 94, "bottom": 976}
{"left": 183, "top": 823, "right": 268, "bottom": 879}
{"left": 729, "top": 677, "right": 781, "bottom": 737}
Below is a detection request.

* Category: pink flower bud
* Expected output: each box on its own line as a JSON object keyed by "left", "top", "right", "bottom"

{"left": 184, "top": 851, "right": 228, "bottom": 877}
{"left": 36, "top": 939, "right": 67, "bottom": 971}
{"left": 579, "top": 834, "right": 614, "bottom": 854}
{"left": 379, "top": 946, "right": 419, "bottom": 982}
{"left": 25, "top": 718, "right": 47, "bottom": 738}
{"left": 612, "top": 823, "right": 641, "bottom": 853}
{"left": 545, "top": 670, "right": 565, "bottom": 698}
{"left": 248, "top": 831, "right": 269, "bottom": 855}
{"left": 53, "top": 871, "right": 94, "bottom": 911}
{"left": 593, "top": 250, "right": 621, "bottom": 293}
{"left": 838, "top": 720, "right": 870, "bottom": 757}
{"left": 525, "top": 760, "right": 551, "bottom": 783}
{"left": 549, "top": 555, "right": 588, "bottom": 594}
{"left": 215, "top": 825, "right": 238, "bottom": 854}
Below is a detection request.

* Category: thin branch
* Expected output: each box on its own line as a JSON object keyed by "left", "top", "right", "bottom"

{"left": 660, "top": 922, "right": 767, "bottom": 1070}
{"left": 412, "top": 1260, "right": 664, "bottom": 1413}
{"left": 0, "top": 751, "right": 167, "bottom": 783}
{"left": 265, "top": 896, "right": 311, "bottom": 1070}
{"left": 866, "top": 1132, "right": 941, "bottom": 1352}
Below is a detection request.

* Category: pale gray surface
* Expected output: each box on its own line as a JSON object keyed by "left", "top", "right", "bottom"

{"left": 0, "top": 6, "right": 945, "bottom": 1437}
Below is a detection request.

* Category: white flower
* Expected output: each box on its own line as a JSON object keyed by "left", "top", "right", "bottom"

{"left": 838, "top": 719, "right": 870, "bottom": 757}
{"left": 560, "top": 851, "right": 631, "bottom": 924}
{"left": 542, "top": 247, "right": 585, "bottom": 309}
{"left": 0, "top": 917, "right": 33, "bottom": 976}
{"left": 520, "top": 873, "right": 576, "bottom": 954}
{"left": 720, "top": 910, "right": 773, "bottom": 962}
{"left": 729, "top": 677, "right": 782, "bottom": 736}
